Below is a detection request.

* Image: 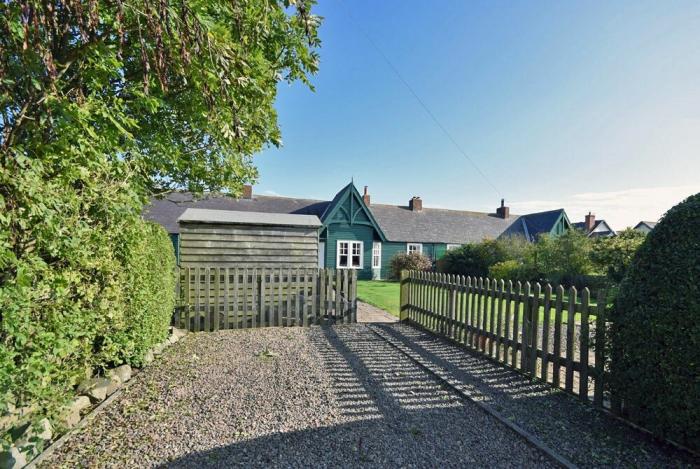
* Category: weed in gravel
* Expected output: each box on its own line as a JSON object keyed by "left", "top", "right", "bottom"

{"left": 409, "top": 426, "right": 423, "bottom": 437}
{"left": 256, "top": 346, "right": 279, "bottom": 360}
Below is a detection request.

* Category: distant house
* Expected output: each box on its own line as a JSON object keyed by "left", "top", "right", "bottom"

{"left": 572, "top": 212, "right": 616, "bottom": 238}
{"left": 145, "top": 183, "right": 570, "bottom": 280}
{"left": 633, "top": 221, "right": 657, "bottom": 234}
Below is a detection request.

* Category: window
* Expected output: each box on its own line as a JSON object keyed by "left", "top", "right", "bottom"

{"left": 372, "top": 242, "right": 382, "bottom": 269}
{"left": 337, "top": 240, "right": 363, "bottom": 269}
{"left": 446, "top": 244, "right": 461, "bottom": 251}
{"left": 407, "top": 243, "right": 423, "bottom": 255}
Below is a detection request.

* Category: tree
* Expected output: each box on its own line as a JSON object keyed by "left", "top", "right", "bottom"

{"left": 1, "top": 0, "right": 320, "bottom": 194}
{"left": 590, "top": 228, "right": 645, "bottom": 283}
{"left": 532, "top": 229, "right": 594, "bottom": 283}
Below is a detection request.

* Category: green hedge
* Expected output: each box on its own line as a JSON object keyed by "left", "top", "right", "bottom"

{"left": 611, "top": 193, "right": 700, "bottom": 451}
{"left": 0, "top": 156, "right": 176, "bottom": 442}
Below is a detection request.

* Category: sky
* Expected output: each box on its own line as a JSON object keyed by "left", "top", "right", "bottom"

{"left": 255, "top": 0, "right": 700, "bottom": 229}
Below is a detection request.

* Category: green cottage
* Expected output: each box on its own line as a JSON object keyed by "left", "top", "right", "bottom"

{"left": 145, "top": 183, "right": 572, "bottom": 280}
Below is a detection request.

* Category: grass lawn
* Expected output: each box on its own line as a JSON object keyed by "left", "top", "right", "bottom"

{"left": 357, "top": 280, "right": 598, "bottom": 323}
{"left": 357, "top": 280, "right": 401, "bottom": 317}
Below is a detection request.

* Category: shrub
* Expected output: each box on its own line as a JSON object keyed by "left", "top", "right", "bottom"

{"left": 389, "top": 252, "right": 432, "bottom": 280}
{"left": 488, "top": 260, "right": 535, "bottom": 282}
{"left": 610, "top": 193, "right": 700, "bottom": 451}
{"left": 439, "top": 239, "right": 508, "bottom": 277}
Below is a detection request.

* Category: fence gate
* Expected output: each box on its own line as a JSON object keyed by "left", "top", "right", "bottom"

{"left": 173, "top": 267, "right": 357, "bottom": 331}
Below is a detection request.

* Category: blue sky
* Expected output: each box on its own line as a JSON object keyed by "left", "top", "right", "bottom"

{"left": 255, "top": 0, "right": 700, "bottom": 229}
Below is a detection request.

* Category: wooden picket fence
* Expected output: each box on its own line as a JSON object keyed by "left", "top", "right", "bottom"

{"left": 400, "top": 271, "right": 615, "bottom": 410}
{"left": 173, "top": 267, "right": 357, "bottom": 331}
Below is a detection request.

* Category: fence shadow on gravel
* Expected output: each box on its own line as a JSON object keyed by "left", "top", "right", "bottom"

{"left": 160, "top": 325, "right": 695, "bottom": 469}
{"left": 160, "top": 325, "right": 550, "bottom": 468}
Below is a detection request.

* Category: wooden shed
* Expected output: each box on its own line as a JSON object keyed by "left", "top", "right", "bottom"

{"left": 177, "top": 208, "right": 321, "bottom": 268}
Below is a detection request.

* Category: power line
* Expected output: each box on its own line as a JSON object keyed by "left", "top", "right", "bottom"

{"left": 338, "top": 1, "right": 502, "bottom": 197}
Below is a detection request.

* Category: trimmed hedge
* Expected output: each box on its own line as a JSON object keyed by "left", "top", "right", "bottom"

{"left": 611, "top": 192, "right": 700, "bottom": 451}
{"left": 0, "top": 155, "right": 176, "bottom": 444}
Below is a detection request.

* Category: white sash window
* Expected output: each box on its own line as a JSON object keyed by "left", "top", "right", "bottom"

{"left": 337, "top": 240, "right": 363, "bottom": 269}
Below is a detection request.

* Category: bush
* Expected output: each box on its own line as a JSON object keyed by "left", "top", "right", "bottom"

{"left": 488, "top": 260, "right": 535, "bottom": 282}
{"left": 610, "top": 193, "right": 700, "bottom": 451}
{"left": 389, "top": 252, "right": 432, "bottom": 280}
{"left": 439, "top": 239, "right": 508, "bottom": 277}
{"left": 0, "top": 155, "right": 176, "bottom": 441}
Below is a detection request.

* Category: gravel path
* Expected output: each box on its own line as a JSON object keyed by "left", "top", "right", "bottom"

{"left": 374, "top": 323, "right": 698, "bottom": 468}
{"left": 41, "top": 326, "right": 554, "bottom": 468}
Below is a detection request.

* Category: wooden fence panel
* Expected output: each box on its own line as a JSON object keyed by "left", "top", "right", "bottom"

{"left": 174, "top": 267, "right": 357, "bottom": 331}
{"left": 401, "top": 271, "right": 611, "bottom": 411}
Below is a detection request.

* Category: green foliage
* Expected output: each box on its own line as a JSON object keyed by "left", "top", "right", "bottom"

{"left": 0, "top": 0, "right": 319, "bottom": 446}
{"left": 590, "top": 228, "right": 645, "bottom": 284}
{"left": 610, "top": 193, "right": 700, "bottom": 451}
{"left": 389, "top": 253, "right": 432, "bottom": 280}
{"left": 439, "top": 239, "right": 509, "bottom": 277}
{"left": 1, "top": 0, "right": 321, "bottom": 194}
{"left": 532, "top": 230, "right": 594, "bottom": 284}
{"left": 488, "top": 260, "right": 534, "bottom": 282}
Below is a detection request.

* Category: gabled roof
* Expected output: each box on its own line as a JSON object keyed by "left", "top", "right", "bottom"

{"left": 320, "top": 183, "right": 388, "bottom": 241}
{"left": 144, "top": 192, "right": 328, "bottom": 234}
{"left": 572, "top": 219, "right": 616, "bottom": 237}
{"left": 178, "top": 208, "right": 321, "bottom": 228}
{"left": 634, "top": 221, "right": 657, "bottom": 230}
{"left": 504, "top": 209, "right": 568, "bottom": 241}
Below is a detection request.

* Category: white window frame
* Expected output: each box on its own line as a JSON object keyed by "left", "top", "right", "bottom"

{"left": 372, "top": 242, "right": 382, "bottom": 269}
{"left": 446, "top": 244, "right": 461, "bottom": 251}
{"left": 336, "top": 240, "right": 363, "bottom": 269}
{"left": 407, "top": 243, "right": 423, "bottom": 255}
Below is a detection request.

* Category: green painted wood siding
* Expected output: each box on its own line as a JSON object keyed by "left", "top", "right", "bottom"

{"left": 324, "top": 223, "right": 375, "bottom": 280}
{"left": 378, "top": 242, "right": 448, "bottom": 280}
{"left": 170, "top": 233, "right": 180, "bottom": 264}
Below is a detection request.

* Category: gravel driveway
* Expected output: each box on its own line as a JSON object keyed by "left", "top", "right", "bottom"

{"left": 41, "top": 326, "right": 553, "bottom": 468}
{"left": 40, "top": 323, "right": 696, "bottom": 468}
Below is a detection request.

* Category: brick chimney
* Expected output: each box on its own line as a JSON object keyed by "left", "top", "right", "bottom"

{"left": 409, "top": 196, "right": 422, "bottom": 212}
{"left": 585, "top": 212, "right": 595, "bottom": 231}
{"left": 362, "top": 186, "right": 371, "bottom": 206}
{"left": 496, "top": 198, "right": 510, "bottom": 219}
{"left": 242, "top": 184, "right": 253, "bottom": 199}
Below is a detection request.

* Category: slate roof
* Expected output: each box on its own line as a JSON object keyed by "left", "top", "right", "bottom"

{"left": 178, "top": 208, "right": 322, "bottom": 228}
{"left": 503, "top": 209, "right": 567, "bottom": 241}
{"left": 144, "top": 192, "right": 329, "bottom": 234}
{"left": 368, "top": 204, "right": 520, "bottom": 244}
{"left": 145, "top": 190, "right": 566, "bottom": 244}
{"left": 573, "top": 220, "right": 615, "bottom": 237}
{"left": 634, "top": 221, "right": 657, "bottom": 230}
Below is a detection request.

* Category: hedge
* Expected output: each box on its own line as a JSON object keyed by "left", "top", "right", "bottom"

{"left": 0, "top": 155, "right": 176, "bottom": 446}
{"left": 611, "top": 192, "right": 700, "bottom": 451}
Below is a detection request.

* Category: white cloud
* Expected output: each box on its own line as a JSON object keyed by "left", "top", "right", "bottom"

{"left": 509, "top": 184, "right": 700, "bottom": 230}
{"left": 262, "top": 189, "right": 281, "bottom": 196}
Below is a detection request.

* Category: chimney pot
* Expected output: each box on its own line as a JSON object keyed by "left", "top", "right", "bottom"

{"left": 496, "top": 199, "right": 510, "bottom": 218}
{"left": 362, "top": 186, "right": 371, "bottom": 206}
{"left": 409, "top": 196, "right": 423, "bottom": 212}
{"left": 242, "top": 184, "right": 253, "bottom": 199}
